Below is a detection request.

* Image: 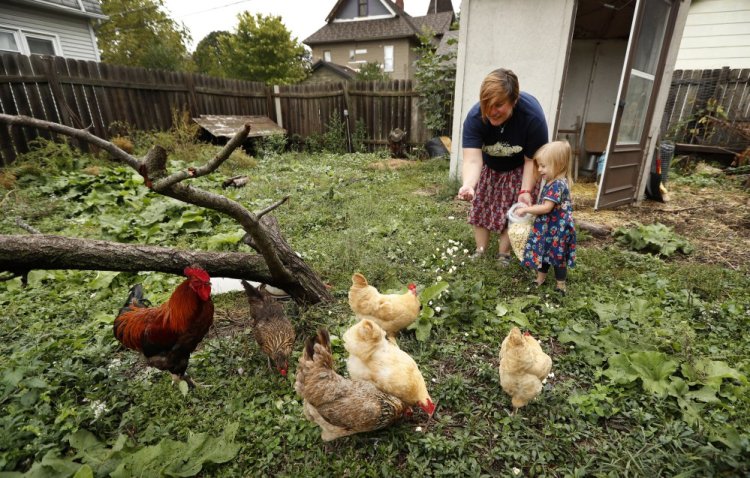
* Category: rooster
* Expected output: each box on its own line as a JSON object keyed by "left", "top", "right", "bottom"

{"left": 343, "top": 319, "right": 435, "bottom": 417}
{"left": 348, "top": 273, "right": 421, "bottom": 339}
{"left": 242, "top": 280, "right": 295, "bottom": 377}
{"left": 498, "top": 327, "right": 552, "bottom": 412}
{"left": 113, "top": 265, "right": 214, "bottom": 388}
{"left": 295, "top": 328, "right": 407, "bottom": 441}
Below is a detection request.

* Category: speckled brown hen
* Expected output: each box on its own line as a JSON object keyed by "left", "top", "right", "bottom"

{"left": 242, "top": 280, "right": 295, "bottom": 377}
{"left": 295, "top": 328, "right": 407, "bottom": 441}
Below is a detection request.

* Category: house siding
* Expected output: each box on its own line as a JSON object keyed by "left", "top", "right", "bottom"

{"left": 336, "top": 0, "right": 391, "bottom": 20}
{"left": 0, "top": 3, "right": 100, "bottom": 60}
{"left": 312, "top": 38, "right": 416, "bottom": 80}
{"left": 675, "top": 0, "right": 750, "bottom": 69}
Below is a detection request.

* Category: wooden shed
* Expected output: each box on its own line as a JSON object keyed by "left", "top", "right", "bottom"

{"left": 449, "top": 0, "right": 692, "bottom": 209}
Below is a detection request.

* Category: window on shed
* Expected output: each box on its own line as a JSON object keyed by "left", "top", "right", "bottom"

{"left": 0, "top": 30, "right": 20, "bottom": 53}
{"left": 324, "top": 50, "right": 331, "bottom": 62}
{"left": 25, "top": 34, "right": 57, "bottom": 55}
{"left": 359, "top": 0, "right": 367, "bottom": 16}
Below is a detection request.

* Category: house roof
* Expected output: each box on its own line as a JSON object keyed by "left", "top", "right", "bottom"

{"left": 8, "top": 0, "right": 107, "bottom": 19}
{"left": 304, "top": 0, "right": 453, "bottom": 46}
{"left": 310, "top": 60, "right": 357, "bottom": 80}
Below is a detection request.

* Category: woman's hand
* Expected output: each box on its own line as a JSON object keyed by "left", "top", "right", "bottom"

{"left": 516, "top": 206, "right": 529, "bottom": 217}
{"left": 457, "top": 185, "right": 475, "bottom": 201}
{"left": 518, "top": 191, "right": 533, "bottom": 205}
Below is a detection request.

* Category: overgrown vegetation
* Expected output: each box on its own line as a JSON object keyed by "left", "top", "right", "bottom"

{"left": 413, "top": 28, "right": 457, "bottom": 136}
{"left": 1, "top": 136, "right": 748, "bottom": 476}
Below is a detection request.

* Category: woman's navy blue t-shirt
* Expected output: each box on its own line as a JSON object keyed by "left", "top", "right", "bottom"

{"left": 462, "top": 91, "right": 549, "bottom": 172}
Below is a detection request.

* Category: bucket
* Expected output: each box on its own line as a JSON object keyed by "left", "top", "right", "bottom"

{"left": 507, "top": 203, "right": 535, "bottom": 260}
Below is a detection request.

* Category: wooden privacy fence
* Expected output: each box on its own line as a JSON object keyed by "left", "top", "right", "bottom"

{"left": 661, "top": 67, "right": 750, "bottom": 151}
{"left": 0, "top": 53, "right": 434, "bottom": 166}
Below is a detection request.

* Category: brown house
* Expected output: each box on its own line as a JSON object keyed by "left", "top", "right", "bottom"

{"left": 303, "top": 0, "right": 454, "bottom": 81}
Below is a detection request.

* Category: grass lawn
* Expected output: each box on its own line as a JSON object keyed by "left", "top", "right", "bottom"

{"left": 0, "top": 136, "right": 748, "bottom": 477}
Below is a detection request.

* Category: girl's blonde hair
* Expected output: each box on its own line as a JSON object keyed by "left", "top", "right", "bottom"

{"left": 534, "top": 141, "right": 574, "bottom": 185}
{"left": 479, "top": 68, "right": 520, "bottom": 123}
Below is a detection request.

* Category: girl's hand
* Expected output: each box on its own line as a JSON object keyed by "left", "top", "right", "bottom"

{"left": 457, "top": 185, "right": 475, "bottom": 201}
{"left": 516, "top": 206, "right": 528, "bottom": 217}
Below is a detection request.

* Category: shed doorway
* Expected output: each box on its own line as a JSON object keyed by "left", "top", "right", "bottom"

{"left": 556, "top": 0, "right": 681, "bottom": 209}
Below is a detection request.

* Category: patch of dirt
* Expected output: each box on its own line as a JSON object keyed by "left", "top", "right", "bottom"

{"left": 573, "top": 181, "right": 750, "bottom": 270}
{"left": 367, "top": 158, "right": 418, "bottom": 170}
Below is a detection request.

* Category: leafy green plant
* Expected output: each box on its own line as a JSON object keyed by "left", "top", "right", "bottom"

{"left": 413, "top": 27, "right": 457, "bottom": 136}
{"left": 354, "top": 62, "right": 390, "bottom": 81}
{"left": 613, "top": 222, "right": 693, "bottom": 256}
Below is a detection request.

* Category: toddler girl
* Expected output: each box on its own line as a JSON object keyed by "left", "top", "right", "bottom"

{"left": 516, "top": 141, "right": 576, "bottom": 295}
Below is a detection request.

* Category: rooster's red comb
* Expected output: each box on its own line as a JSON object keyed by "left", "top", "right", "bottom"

{"left": 408, "top": 283, "right": 417, "bottom": 291}
{"left": 184, "top": 265, "right": 210, "bottom": 282}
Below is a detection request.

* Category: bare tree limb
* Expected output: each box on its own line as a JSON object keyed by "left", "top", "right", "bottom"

{"left": 257, "top": 196, "right": 290, "bottom": 219}
{"left": 15, "top": 218, "right": 40, "bottom": 235}
{"left": 0, "top": 114, "right": 333, "bottom": 304}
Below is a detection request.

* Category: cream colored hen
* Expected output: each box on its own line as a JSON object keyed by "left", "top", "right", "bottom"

{"left": 348, "top": 273, "right": 421, "bottom": 338}
{"left": 499, "top": 327, "right": 552, "bottom": 411}
{"left": 343, "top": 319, "right": 435, "bottom": 417}
{"left": 294, "top": 328, "right": 407, "bottom": 441}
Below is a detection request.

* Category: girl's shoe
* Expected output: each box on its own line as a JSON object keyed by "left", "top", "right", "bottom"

{"left": 555, "top": 287, "right": 566, "bottom": 297}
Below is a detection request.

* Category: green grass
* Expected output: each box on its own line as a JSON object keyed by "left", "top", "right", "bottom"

{"left": 0, "top": 139, "right": 748, "bottom": 477}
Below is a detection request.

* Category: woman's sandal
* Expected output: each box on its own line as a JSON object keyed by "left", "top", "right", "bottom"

{"left": 497, "top": 253, "right": 512, "bottom": 266}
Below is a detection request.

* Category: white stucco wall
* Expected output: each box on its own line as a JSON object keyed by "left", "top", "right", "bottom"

{"left": 675, "top": 0, "right": 750, "bottom": 69}
{"left": 449, "top": 0, "right": 576, "bottom": 179}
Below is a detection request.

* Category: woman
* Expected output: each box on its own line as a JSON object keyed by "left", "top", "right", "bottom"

{"left": 457, "top": 68, "right": 549, "bottom": 264}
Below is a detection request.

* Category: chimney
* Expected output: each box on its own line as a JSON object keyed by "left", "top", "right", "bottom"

{"left": 396, "top": 0, "right": 404, "bottom": 10}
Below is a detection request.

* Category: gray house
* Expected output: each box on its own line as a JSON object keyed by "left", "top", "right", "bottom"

{"left": 303, "top": 0, "right": 454, "bottom": 81}
{"left": 0, "top": 0, "right": 106, "bottom": 61}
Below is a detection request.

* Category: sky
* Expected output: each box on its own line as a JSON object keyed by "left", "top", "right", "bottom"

{"left": 159, "top": 0, "right": 449, "bottom": 52}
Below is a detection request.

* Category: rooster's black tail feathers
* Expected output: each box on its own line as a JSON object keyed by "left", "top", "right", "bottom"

{"left": 117, "top": 284, "right": 151, "bottom": 316}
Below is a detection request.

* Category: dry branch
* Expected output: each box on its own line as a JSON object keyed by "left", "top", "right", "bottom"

{"left": 0, "top": 114, "right": 332, "bottom": 304}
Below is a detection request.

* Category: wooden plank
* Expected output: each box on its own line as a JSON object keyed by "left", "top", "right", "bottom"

{"left": 193, "top": 114, "right": 284, "bottom": 138}
{"left": 1, "top": 54, "right": 32, "bottom": 154}
{"left": 17, "top": 55, "right": 51, "bottom": 141}
{"left": 0, "top": 54, "right": 19, "bottom": 164}
{"left": 84, "top": 59, "right": 113, "bottom": 136}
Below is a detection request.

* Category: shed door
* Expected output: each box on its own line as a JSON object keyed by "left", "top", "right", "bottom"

{"left": 595, "top": 0, "right": 678, "bottom": 209}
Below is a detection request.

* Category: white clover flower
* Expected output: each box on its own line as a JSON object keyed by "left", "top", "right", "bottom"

{"left": 463, "top": 249, "right": 469, "bottom": 254}
{"left": 431, "top": 377, "right": 437, "bottom": 383}
{"left": 448, "top": 216, "right": 455, "bottom": 220}
{"left": 435, "top": 306, "right": 441, "bottom": 313}
{"left": 237, "top": 367, "right": 245, "bottom": 375}
{"left": 415, "top": 426, "right": 423, "bottom": 432}
{"left": 90, "top": 400, "right": 108, "bottom": 419}
{"left": 548, "top": 372, "right": 555, "bottom": 378}
{"left": 512, "top": 467, "right": 521, "bottom": 475}
{"left": 464, "top": 332, "right": 469, "bottom": 337}
{"left": 436, "top": 276, "right": 442, "bottom": 281}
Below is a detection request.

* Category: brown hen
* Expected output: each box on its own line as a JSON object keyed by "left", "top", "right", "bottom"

{"left": 295, "top": 328, "right": 407, "bottom": 441}
{"left": 242, "top": 280, "right": 295, "bottom": 376}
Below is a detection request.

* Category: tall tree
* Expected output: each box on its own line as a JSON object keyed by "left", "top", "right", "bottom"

{"left": 98, "top": 0, "right": 192, "bottom": 71}
{"left": 221, "top": 13, "right": 309, "bottom": 84}
{"left": 193, "top": 31, "right": 231, "bottom": 77}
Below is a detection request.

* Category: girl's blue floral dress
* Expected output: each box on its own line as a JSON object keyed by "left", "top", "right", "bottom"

{"left": 521, "top": 178, "right": 576, "bottom": 270}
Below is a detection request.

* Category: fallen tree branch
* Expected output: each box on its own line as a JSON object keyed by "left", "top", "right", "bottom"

{"left": 0, "top": 114, "right": 333, "bottom": 304}
{"left": 0, "top": 234, "right": 274, "bottom": 283}
{"left": 577, "top": 220, "right": 612, "bottom": 238}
